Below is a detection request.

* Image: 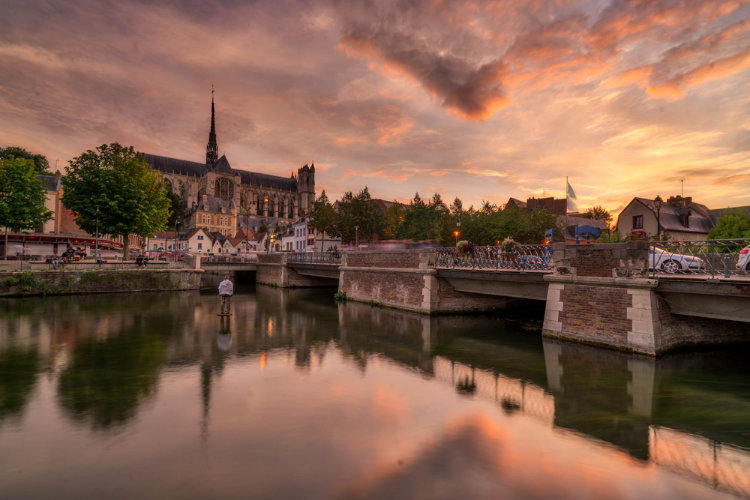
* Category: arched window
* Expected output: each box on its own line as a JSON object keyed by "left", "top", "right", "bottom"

{"left": 215, "top": 178, "right": 234, "bottom": 202}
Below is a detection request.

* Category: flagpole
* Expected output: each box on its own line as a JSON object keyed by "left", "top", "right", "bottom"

{"left": 565, "top": 176, "right": 569, "bottom": 240}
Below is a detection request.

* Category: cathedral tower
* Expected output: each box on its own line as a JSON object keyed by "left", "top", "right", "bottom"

{"left": 297, "top": 163, "right": 316, "bottom": 215}
{"left": 206, "top": 89, "right": 218, "bottom": 167}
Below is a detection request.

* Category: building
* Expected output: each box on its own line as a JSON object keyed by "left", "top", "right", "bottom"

{"left": 145, "top": 231, "right": 179, "bottom": 253}
{"left": 180, "top": 228, "right": 212, "bottom": 254}
{"left": 36, "top": 172, "right": 62, "bottom": 234}
{"left": 616, "top": 196, "right": 715, "bottom": 241}
{"left": 144, "top": 94, "right": 315, "bottom": 235}
{"left": 503, "top": 196, "right": 568, "bottom": 216}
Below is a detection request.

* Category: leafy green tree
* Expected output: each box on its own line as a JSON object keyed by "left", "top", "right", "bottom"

{"left": 382, "top": 203, "right": 405, "bottom": 239}
{"left": 707, "top": 210, "right": 750, "bottom": 239}
{"left": 0, "top": 146, "right": 51, "bottom": 175}
{"left": 308, "top": 190, "right": 338, "bottom": 250}
{"left": 395, "top": 192, "right": 448, "bottom": 241}
{"left": 165, "top": 190, "right": 185, "bottom": 230}
{"left": 0, "top": 157, "right": 53, "bottom": 258}
{"left": 336, "top": 187, "right": 384, "bottom": 245}
{"left": 62, "top": 144, "right": 171, "bottom": 258}
{"left": 585, "top": 205, "right": 613, "bottom": 228}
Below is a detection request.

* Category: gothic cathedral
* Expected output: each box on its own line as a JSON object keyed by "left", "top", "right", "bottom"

{"left": 143, "top": 93, "right": 315, "bottom": 236}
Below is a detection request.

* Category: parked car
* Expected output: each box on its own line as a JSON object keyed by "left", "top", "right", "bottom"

{"left": 737, "top": 245, "right": 750, "bottom": 271}
{"left": 649, "top": 247, "right": 705, "bottom": 273}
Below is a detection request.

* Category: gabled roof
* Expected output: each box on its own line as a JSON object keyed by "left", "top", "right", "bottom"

{"left": 505, "top": 197, "right": 527, "bottom": 209}
{"left": 213, "top": 155, "right": 232, "bottom": 173}
{"left": 182, "top": 227, "right": 212, "bottom": 240}
{"left": 626, "top": 197, "right": 714, "bottom": 234}
{"left": 197, "top": 195, "right": 235, "bottom": 213}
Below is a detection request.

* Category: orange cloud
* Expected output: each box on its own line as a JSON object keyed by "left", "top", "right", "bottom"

{"left": 648, "top": 50, "right": 750, "bottom": 100}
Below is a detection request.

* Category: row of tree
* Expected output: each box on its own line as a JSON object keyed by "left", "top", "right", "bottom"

{"left": 309, "top": 189, "right": 568, "bottom": 246}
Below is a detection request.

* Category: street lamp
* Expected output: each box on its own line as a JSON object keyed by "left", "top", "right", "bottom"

{"left": 654, "top": 195, "right": 663, "bottom": 241}
{"left": 354, "top": 225, "right": 359, "bottom": 250}
{"left": 95, "top": 205, "right": 99, "bottom": 260}
{"left": 174, "top": 221, "right": 181, "bottom": 262}
{"left": 455, "top": 219, "right": 461, "bottom": 246}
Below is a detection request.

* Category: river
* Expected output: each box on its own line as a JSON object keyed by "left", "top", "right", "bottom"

{"left": 1, "top": 287, "right": 749, "bottom": 499}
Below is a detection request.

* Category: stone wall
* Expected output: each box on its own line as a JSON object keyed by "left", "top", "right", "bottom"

{"left": 0, "top": 269, "right": 203, "bottom": 297}
{"left": 543, "top": 242, "right": 749, "bottom": 354}
{"left": 340, "top": 249, "right": 508, "bottom": 313}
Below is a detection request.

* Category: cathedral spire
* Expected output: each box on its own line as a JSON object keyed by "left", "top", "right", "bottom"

{"left": 206, "top": 86, "right": 218, "bottom": 166}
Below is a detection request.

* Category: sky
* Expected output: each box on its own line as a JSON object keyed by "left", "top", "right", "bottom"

{"left": 1, "top": 0, "right": 749, "bottom": 216}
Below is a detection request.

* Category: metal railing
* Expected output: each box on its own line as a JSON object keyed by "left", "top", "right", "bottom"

{"left": 649, "top": 238, "right": 750, "bottom": 279}
{"left": 202, "top": 255, "right": 258, "bottom": 264}
{"left": 287, "top": 252, "right": 341, "bottom": 265}
{"left": 435, "top": 245, "right": 552, "bottom": 271}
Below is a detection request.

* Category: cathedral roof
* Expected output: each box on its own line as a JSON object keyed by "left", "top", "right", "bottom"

{"left": 213, "top": 155, "right": 232, "bottom": 172}
{"left": 237, "top": 170, "right": 297, "bottom": 191}
{"left": 143, "top": 152, "right": 298, "bottom": 191}
{"left": 143, "top": 154, "right": 206, "bottom": 177}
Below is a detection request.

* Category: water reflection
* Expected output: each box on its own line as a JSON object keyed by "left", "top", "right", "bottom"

{"left": 0, "top": 347, "right": 40, "bottom": 423}
{"left": 0, "top": 289, "right": 749, "bottom": 498}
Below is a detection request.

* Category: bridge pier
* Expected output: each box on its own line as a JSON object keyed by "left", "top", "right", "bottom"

{"left": 542, "top": 242, "right": 749, "bottom": 355}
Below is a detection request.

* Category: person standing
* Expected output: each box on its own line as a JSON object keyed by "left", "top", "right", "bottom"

{"left": 218, "top": 275, "right": 233, "bottom": 316}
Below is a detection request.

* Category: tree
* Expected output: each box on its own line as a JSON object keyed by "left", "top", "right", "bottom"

{"left": 0, "top": 146, "right": 51, "bottom": 175}
{"left": 395, "top": 192, "right": 448, "bottom": 241}
{"left": 62, "top": 144, "right": 171, "bottom": 259}
{"left": 336, "top": 186, "right": 385, "bottom": 244}
{"left": 0, "top": 157, "right": 53, "bottom": 258}
{"left": 585, "top": 205, "right": 613, "bottom": 228}
{"left": 165, "top": 190, "right": 185, "bottom": 230}
{"left": 308, "top": 191, "right": 338, "bottom": 251}
{"left": 382, "top": 203, "right": 405, "bottom": 239}
{"left": 707, "top": 209, "right": 750, "bottom": 239}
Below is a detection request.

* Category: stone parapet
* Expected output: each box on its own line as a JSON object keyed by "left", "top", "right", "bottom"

{"left": 550, "top": 241, "right": 649, "bottom": 278}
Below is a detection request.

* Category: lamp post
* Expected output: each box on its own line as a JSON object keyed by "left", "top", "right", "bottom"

{"left": 95, "top": 205, "right": 99, "bottom": 260}
{"left": 174, "top": 221, "right": 181, "bottom": 262}
{"left": 654, "top": 195, "right": 663, "bottom": 241}
{"left": 354, "top": 225, "right": 359, "bottom": 250}
{"left": 455, "top": 219, "right": 461, "bottom": 246}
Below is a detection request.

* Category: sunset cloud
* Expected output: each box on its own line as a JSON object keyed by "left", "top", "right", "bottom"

{"left": 0, "top": 0, "right": 748, "bottom": 215}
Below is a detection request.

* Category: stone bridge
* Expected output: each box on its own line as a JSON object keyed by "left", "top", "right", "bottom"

{"left": 252, "top": 243, "right": 750, "bottom": 355}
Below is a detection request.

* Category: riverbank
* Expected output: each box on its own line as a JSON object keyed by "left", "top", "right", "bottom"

{"left": 0, "top": 269, "right": 203, "bottom": 297}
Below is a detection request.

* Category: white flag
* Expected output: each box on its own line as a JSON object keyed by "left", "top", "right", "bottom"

{"left": 566, "top": 180, "right": 578, "bottom": 213}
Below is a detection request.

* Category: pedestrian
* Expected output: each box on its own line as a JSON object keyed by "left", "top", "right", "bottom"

{"left": 218, "top": 274, "right": 233, "bottom": 316}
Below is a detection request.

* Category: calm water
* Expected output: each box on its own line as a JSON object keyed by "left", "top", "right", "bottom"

{"left": 1, "top": 287, "right": 749, "bottom": 499}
